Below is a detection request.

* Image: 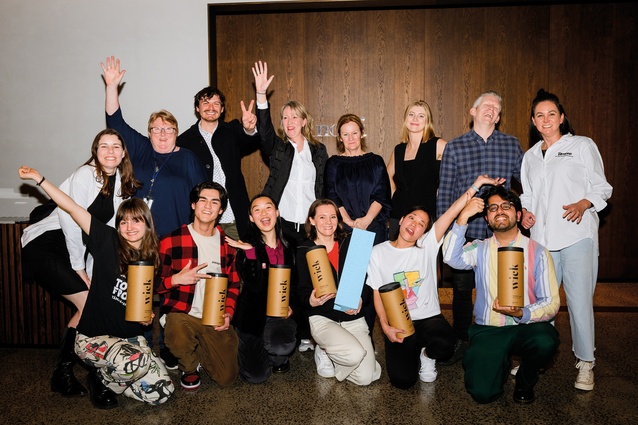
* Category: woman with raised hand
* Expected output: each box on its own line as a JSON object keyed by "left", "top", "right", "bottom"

{"left": 227, "top": 194, "right": 298, "bottom": 383}
{"left": 297, "top": 199, "right": 381, "bottom": 385}
{"left": 19, "top": 166, "right": 173, "bottom": 409}
{"left": 21, "top": 129, "right": 140, "bottom": 398}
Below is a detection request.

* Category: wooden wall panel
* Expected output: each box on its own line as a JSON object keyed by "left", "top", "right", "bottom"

{"left": 214, "top": 3, "right": 638, "bottom": 280}
{"left": 549, "top": 3, "right": 637, "bottom": 279}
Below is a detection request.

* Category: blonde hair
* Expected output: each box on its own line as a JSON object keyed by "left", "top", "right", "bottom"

{"left": 400, "top": 100, "right": 436, "bottom": 144}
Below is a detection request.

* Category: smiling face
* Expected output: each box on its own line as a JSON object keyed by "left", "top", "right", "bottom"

{"left": 192, "top": 188, "right": 224, "bottom": 226}
{"left": 95, "top": 134, "right": 125, "bottom": 175}
{"left": 485, "top": 194, "right": 521, "bottom": 233}
{"left": 196, "top": 94, "right": 224, "bottom": 125}
{"left": 404, "top": 105, "right": 427, "bottom": 135}
{"left": 532, "top": 100, "right": 564, "bottom": 143}
{"left": 470, "top": 94, "right": 501, "bottom": 128}
{"left": 118, "top": 214, "right": 147, "bottom": 249}
{"left": 249, "top": 196, "right": 279, "bottom": 234}
{"left": 281, "top": 105, "right": 307, "bottom": 143}
{"left": 309, "top": 204, "right": 339, "bottom": 240}
{"left": 339, "top": 121, "right": 363, "bottom": 155}
{"left": 148, "top": 117, "right": 177, "bottom": 154}
{"left": 397, "top": 209, "right": 430, "bottom": 245}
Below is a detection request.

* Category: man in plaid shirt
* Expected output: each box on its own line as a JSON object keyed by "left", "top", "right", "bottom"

{"left": 158, "top": 181, "right": 240, "bottom": 391}
{"left": 437, "top": 91, "right": 523, "bottom": 363}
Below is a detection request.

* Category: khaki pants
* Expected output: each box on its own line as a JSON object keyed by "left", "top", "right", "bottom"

{"left": 165, "top": 312, "right": 239, "bottom": 387}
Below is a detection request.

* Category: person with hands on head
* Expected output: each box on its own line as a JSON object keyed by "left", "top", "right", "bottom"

{"left": 18, "top": 166, "right": 174, "bottom": 409}
{"left": 157, "top": 181, "right": 240, "bottom": 391}
{"left": 520, "top": 89, "right": 612, "bottom": 392}
{"left": 21, "top": 129, "right": 141, "bottom": 398}
{"left": 366, "top": 174, "right": 504, "bottom": 390}
{"left": 177, "top": 81, "right": 261, "bottom": 241}
{"left": 442, "top": 186, "right": 560, "bottom": 404}
{"left": 226, "top": 194, "right": 298, "bottom": 383}
{"left": 296, "top": 199, "right": 381, "bottom": 385}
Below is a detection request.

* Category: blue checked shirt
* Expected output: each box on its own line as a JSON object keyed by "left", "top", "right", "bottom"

{"left": 437, "top": 129, "right": 523, "bottom": 239}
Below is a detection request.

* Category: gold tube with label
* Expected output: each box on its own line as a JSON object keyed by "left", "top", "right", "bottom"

{"left": 125, "top": 260, "right": 154, "bottom": 322}
{"left": 305, "top": 245, "right": 337, "bottom": 297}
{"left": 498, "top": 247, "right": 525, "bottom": 307}
{"left": 266, "top": 265, "right": 291, "bottom": 317}
{"left": 202, "top": 273, "right": 228, "bottom": 326}
{"left": 378, "top": 282, "right": 415, "bottom": 338}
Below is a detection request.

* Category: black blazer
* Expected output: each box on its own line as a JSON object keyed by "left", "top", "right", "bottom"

{"left": 177, "top": 119, "right": 260, "bottom": 239}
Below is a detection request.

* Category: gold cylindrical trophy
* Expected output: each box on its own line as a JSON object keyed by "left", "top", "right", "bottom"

{"left": 498, "top": 247, "right": 525, "bottom": 307}
{"left": 266, "top": 265, "right": 291, "bottom": 317}
{"left": 305, "top": 245, "right": 337, "bottom": 297}
{"left": 202, "top": 273, "right": 228, "bottom": 326}
{"left": 378, "top": 282, "right": 415, "bottom": 338}
{"left": 125, "top": 260, "right": 154, "bottom": 322}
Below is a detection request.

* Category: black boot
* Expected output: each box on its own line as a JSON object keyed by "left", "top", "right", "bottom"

{"left": 87, "top": 369, "right": 118, "bottom": 409}
{"left": 51, "top": 327, "right": 88, "bottom": 397}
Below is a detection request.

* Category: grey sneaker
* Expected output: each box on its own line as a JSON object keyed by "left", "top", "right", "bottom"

{"left": 574, "top": 360, "right": 594, "bottom": 391}
{"left": 298, "top": 339, "right": 315, "bottom": 352}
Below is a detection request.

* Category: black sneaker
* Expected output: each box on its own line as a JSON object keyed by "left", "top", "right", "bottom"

{"left": 272, "top": 360, "right": 290, "bottom": 374}
{"left": 160, "top": 347, "right": 179, "bottom": 370}
{"left": 438, "top": 339, "right": 467, "bottom": 366}
{"left": 180, "top": 369, "right": 201, "bottom": 390}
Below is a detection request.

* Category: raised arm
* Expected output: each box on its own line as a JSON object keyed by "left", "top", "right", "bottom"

{"left": 100, "top": 56, "right": 126, "bottom": 116}
{"left": 19, "top": 166, "right": 91, "bottom": 235}
{"left": 433, "top": 174, "right": 505, "bottom": 242}
{"left": 252, "top": 60, "right": 275, "bottom": 105}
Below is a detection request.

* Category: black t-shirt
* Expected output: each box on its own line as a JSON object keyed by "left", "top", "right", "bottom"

{"left": 76, "top": 217, "right": 143, "bottom": 339}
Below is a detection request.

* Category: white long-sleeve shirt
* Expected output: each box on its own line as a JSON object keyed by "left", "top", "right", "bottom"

{"left": 21, "top": 164, "right": 122, "bottom": 276}
{"left": 520, "top": 133, "right": 612, "bottom": 252}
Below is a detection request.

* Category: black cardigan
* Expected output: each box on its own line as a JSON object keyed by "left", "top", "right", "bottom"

{"left": 296, "top": 235, "right": 372, "bottom": 323}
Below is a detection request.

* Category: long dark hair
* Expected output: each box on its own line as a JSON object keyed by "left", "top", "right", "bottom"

{"left": 246, "top": 194, "right": 289, "bottom": 250}
{"left": 115, "top": 198, "right": 160, "bottom": 273}
{"left": 83, "top": 129, "right": 142, "bottom": 199}
{"left": 304, "top": 198, "right": 347, "bottom": 242}
{"left": 529, "top": 89, "right": 574, "bottom": 144}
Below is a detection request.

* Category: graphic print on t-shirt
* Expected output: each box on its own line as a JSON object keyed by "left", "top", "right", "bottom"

{"left": 392, "top": 271, "right": 423, "bottom": 309}
{"left": 112, "top": 274, "right": 128, "bottom": 306}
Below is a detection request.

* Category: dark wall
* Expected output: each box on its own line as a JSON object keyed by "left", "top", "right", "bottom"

{"left": 212, "top": 2, "right": 637, "bottom": 280}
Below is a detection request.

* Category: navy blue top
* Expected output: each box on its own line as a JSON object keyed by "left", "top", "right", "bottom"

{"left": 106, "top": 108, "right": 208, "bottom": 237}
{"left": 324, "top": 152, "right": 391, "bottom": 243}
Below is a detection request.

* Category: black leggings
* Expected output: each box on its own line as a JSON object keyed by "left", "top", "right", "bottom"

{"left": 384, "top": 314, "right": 455, "bottom": 389}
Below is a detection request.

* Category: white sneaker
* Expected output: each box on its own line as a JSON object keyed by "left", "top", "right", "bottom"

{"left": 298, "top": 339, "right": 315, "bottom": 352}
{"left": 510, "top": 365, "right": 520, "bottom": 376}
{"left": 574, "top": 360, "right": 595, "bottom": 391}
{"left": 419, "top": 348, "right": 438, "bottom": 383}
{"left": 314, "top": 346, "right": 335, "bottom": 378}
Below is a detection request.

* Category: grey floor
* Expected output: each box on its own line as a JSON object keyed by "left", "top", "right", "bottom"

{"left": 1, "top": 284, "right": 637, "bottom": 425}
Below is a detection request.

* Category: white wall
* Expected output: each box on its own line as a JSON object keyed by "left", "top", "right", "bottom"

{"left": 0, "top": 0, "right": 211, "bottom": 218}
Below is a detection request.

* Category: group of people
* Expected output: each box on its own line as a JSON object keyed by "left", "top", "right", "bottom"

{"left": 19, "top": 56, "right": 612, "bottom": 409}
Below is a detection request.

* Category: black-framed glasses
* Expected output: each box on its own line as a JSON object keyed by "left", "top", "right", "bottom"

{"left": 486, "top": 202, "right": 514, "bottom": 213}
{"left": 150, "top": 127, "right": 176, "bottom": 134}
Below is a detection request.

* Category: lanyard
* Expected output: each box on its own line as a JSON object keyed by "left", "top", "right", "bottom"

{"left": 148, "top": 145, "right": 177, "bottom": 198}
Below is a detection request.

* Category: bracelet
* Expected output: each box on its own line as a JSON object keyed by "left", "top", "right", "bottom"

{"left": 256, "top": 91, "right": 266, "bottom": 95}
{"left": 36, "top": 176, "right": 46, "bottom": 186}
{"left": 471, "top": 185, "right": 480, "bottom": 192}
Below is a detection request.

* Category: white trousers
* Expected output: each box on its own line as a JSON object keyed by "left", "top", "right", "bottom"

{"left": 309, "top": 315, "right": 381, "bottom": 385}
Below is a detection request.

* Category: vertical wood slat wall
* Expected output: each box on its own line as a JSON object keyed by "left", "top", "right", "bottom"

{"left": 214, "top": 2, "right": 638, "bottom": 281}
{"left": 0, "top": 224, "right": 73, "bottom": 346}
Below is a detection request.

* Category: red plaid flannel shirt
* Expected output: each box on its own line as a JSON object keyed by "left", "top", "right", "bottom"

{"left": 157, "top": 224, "right": 239, "bottom": 318}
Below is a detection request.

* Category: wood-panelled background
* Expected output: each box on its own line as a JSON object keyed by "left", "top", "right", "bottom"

{"left": 212, "top": 2, "right": 637, "bottom": 281}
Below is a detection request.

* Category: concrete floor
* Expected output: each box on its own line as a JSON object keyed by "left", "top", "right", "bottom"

{"left": 1, "top": 284, "right": 636, "bottom": 424}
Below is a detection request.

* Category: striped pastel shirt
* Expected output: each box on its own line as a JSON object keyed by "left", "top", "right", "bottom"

{"left": 442, "top": 223, "right": 559, "bottom": 326}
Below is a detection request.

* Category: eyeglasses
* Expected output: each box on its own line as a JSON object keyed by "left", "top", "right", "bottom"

{"left": 486, "top": 202, "right": 514, "bottom": 213}
{"left": 150, "top": 127, "right": 176, "bottom": 134}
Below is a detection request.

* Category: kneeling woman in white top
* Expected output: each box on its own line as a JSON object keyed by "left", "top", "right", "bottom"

{"left": 297, "top": 199, "right": 381, "bottom": 385}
